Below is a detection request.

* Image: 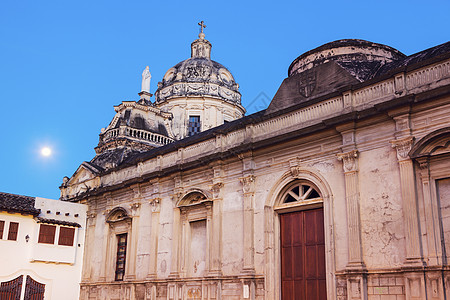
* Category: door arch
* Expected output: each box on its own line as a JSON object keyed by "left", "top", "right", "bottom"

{"left": 264, "top": 167, "right": 336, "bottom": 300}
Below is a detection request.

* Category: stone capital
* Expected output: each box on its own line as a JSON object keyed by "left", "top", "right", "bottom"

{"left": 130, "top": 202, "right": 141, "bottom": 217}
{"left": 149, "top": 198, "right": 161, "bottom": 213}
{"left": 210, "top": 182, "right": 223, "bottom": 199}
{"left": 390, "top": 136, "right": 414, "bottom": 161}
{"left": 337, "top": 150, "right": 358, "bottom": 172}
{"left": 239, "top": 175, "right": 256, "bottom": 194}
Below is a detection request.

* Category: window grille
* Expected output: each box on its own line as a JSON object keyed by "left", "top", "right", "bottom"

{"left": 188, "top": 116, "right": 201, "bottom": 136}
{"left": 58, "top": 227, "right": 75, "bottom": 246}
{"left": 24, "top": 276, "right": 45, "bottom": 300}
{"left": 8, "top": 222, "right": 19, "bottom": 241}
{"left": 38, "top": 224, "right": 56, "bottom": 244}
{"left": 283, "top": 182, "right": 321, "bottom": 204}
{"left": 0, "top": 275, "right": 23, "bottom": 300}
{"left": 115, "top": 234, "right": 127, "bottom": 281}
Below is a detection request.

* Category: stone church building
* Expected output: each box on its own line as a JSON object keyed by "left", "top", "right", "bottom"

{"left": 60, "top": 25, "right": 450, "bottom": 300}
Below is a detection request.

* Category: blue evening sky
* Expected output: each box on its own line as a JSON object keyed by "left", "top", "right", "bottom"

{"left": 1, "top": 0, "right": 449, "bottom": 199}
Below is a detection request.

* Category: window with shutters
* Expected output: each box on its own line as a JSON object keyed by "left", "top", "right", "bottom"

{"left": 115, "top": 233, "right": 127, "bottom": 281}
{"left": 188, "top": 116, "right": 201, "bottom": 136}
{"left": 58, "top": 227, "right": 75, "bottom": 246}
{"left": 8, "top": 222, "right": 19, "bottom": 241}
{"left": 38, "top": 224, "right": 56, "bottom": 244}
{"left": 0, "top": 221, "right": 4, "bottom": 239}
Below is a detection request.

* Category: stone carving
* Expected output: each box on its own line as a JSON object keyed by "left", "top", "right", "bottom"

{"left": 239, "top": 175, "right": 256, "bottom": 194}
{"left": 141, "top": 66, "right": 151, "bottom": 93}
{"left": 390, "top": 137, "right": 414, "bottom": 161}
{"left": 337, "top": 150, "right": 358, "bottom": 172}
{"left": 290, "top": 165, "right": 303, "bottom": 178}
{"left": 297, "top": 69, "right": 317, "bottom": 97}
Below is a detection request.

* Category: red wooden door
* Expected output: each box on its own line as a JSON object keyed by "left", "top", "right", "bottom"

{"left": 280, "top": 207, "right": 326, "bottom": 299}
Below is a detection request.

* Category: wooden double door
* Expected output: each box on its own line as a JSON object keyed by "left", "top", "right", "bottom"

{"left": 280, "top": 207, "right": 327, "bottom": 299}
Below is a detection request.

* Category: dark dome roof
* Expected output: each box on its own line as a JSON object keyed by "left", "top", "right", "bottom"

{"left": 267, "top": 39, "right": 406, "bottom": 114}
{"left": 289, "top": 39, "right": 406, "bottom": 80}
{"left": 154, "top": 35, "right": 241, "bottom": 105}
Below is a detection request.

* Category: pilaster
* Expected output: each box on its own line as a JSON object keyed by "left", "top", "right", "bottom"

{"left": 147, "top": 198, "right": 161, "bottom": 279}
{"left": 239, "top": 174, "right": 256, "bottom": 274}
{"left": 209, "top": 181, "right": 223, "bottom": 276}
{"left": 390, "top": 137, "right": 423, "bottom": 266}
{"left": 337, "top": 150, "right": 366, "bottom": 270}
{"left": 125, "top": 202, "right": 141, "bottom": 280}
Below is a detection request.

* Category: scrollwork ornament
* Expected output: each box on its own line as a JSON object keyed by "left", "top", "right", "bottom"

{"left": 337, "top": 150, "right": 358, "bottom": 173}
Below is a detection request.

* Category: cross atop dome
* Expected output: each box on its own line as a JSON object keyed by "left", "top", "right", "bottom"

{"left": 191, "top": 21, "right": 211, "bottom": 58}
{"left": 198, "top": 21, "right": 206, "bottom": 33}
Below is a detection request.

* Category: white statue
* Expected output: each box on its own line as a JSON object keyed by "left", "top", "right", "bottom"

{"left": 141, "top": 66, "right": 151, "bottom": 93}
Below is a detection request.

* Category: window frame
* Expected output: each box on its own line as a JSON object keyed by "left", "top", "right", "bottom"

{"left": 7, "top": 222, "right": 19, "bottom": 241}
{"left": 0, "top": 220, "right": 4, "bottom": 240}
{"left": 38, "top": 224, "right": 56, "bottom": 244}
{"left": 188, "top": 115, "right": 201, "bottom": 136}
{"left": 115, "top": 233, "right": 128, "bottom": 281}
{"left": 58, "top": 226, "right": 75, "bottom": 246}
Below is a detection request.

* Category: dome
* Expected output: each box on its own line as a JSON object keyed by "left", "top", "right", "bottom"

{"left": 288, "top": 39, "right": 405, "bottom": 80}
{"left": 266, "top": 39, "right": 406, "bottom": 114}
{"left": 154, "top": 33, "right": 241, "bottom": 105}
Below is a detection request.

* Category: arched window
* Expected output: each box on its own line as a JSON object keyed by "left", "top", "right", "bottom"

{"left": 276, "top": 180, "right": 322, "bottom": 212}
{"left": 282, "top": 182, "right": 321, "bottom": 204}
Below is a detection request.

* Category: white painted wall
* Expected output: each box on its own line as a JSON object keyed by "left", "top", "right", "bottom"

{"left": 0, "top": 197, "right": 87, "bottom": 300}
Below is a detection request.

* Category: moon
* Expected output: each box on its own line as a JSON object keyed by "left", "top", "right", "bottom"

{"left": 41, "top": 147, "right": 52, "bottom": 157}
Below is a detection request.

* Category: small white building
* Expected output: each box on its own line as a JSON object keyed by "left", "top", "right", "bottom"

{"left": 0, "top": 192, "right": 87, "bottom": 300}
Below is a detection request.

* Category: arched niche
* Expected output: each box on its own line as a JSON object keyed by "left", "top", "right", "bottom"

{"left": 174, "top": 190, "right": 220, "bottom": 277}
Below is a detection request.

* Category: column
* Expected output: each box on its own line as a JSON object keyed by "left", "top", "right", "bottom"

{"left": 239, "top": 175, "right": 256, "bottom": 273}
{"left": 337, "top": 150, "right": 365, "bottom": 269}
{"left": 390, "top": 137, "right": 423, "bottom": 265}
{"left": 147, "top": 198, "right": 161, "bottom": 279}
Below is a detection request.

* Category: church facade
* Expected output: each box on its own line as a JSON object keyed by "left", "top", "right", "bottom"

{"left": 61, "top": 26, "right": 450, "bottom": 299}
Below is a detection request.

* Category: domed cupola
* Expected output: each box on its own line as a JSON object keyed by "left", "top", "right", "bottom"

{"left": 154, "top": 22, "right": 246, "bottom": 140}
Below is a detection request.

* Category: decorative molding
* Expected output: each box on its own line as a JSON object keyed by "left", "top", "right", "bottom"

{"left": 390, "top": 137, "right": 414, "bottom": 161}
{"left": 337, "top": 150, "right": 358, "bottom": 172}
